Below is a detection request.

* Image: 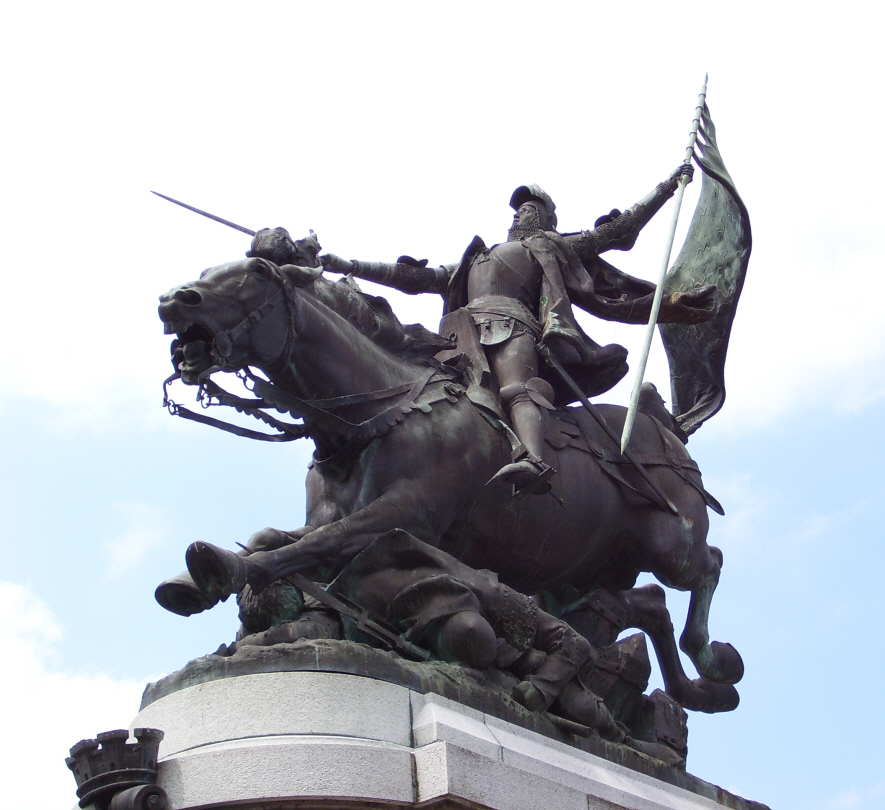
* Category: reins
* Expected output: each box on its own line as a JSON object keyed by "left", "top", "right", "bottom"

{"left": 163, "top": 370, "right": 309, "bottom": 442}
{"left": 163, "top": 260, "right": 454, "bottom": 449}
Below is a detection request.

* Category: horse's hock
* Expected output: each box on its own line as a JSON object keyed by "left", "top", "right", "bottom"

{"left": 131, "top": 647, "right": 768, "bottom": 810}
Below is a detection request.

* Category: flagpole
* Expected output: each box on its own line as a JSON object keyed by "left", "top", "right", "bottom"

{"left": 619, "top": 76, "right": 708, "bottom": 453}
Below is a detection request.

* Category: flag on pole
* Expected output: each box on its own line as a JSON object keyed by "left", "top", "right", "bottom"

{"left": 659, "top": 103, "right": 752, "bottom": 437}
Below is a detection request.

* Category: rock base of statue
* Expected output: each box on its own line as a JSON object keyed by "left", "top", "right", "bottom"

{"left": 130, "top": 641, "right": 767, "bottom": 810}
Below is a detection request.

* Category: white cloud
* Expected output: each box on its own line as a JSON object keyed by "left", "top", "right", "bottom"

{"left": 703, "top": 473, "right": 774, "bottom": 555}
{"left": 785, "top": 495, "right": 877, "bottom": 556}
{"left": 833, "top": 789, "right": 862, "bottom": 809}
{"left": 102, "top": 502, "right": 168, "bottom": 579}
{"left": 0, "top": 582, "right": 146, "bottom": 810}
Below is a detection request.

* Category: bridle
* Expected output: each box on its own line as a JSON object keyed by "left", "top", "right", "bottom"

{"left": 162, "top": 259, "right": 458, "bottom": 451}
{"left": 162, "top": 258, "right": 304, "bottom": 441}
{"left": 211, "top": 258, "right": 300, "bottom": 377}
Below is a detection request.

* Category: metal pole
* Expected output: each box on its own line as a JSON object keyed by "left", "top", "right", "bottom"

{"left": 544, "top": 351, "right": 679, "bottom": 516}
{"left": 620, "top": 76, "right": 708, "bottom": 453}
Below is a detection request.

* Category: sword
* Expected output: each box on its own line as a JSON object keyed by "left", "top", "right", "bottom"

{"left": 543, "top": 350, "right": 679, "bottom": 516}
{"left": 283, "top": 572, "right": 432, "bottom": 662}
{"left": 151, "top": 190, "right": 257, "bottom": 237}
{"left": 232, "top": 539, "right": 433, "bottom": 662}
{"left": 619, "top": 76, "right": 708, "bottom": 453}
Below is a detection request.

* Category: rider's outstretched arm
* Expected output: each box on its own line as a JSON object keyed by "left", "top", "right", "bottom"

{"left": 321, "top": 253, "right": 452, "bottom": 296}
{"left": 568, "top": 164, "right": 693, "bottom": 257}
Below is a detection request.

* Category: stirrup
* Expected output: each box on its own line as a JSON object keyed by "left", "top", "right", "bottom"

{"left": 488, "top": 453, "right": 555, "bottom": 497}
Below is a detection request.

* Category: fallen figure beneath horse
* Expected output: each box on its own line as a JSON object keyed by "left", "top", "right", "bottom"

{"left": 155, "top": 252, "right": 743, "bottom": 761}
{"left": 208, "top": 527, "right": 715, "bottom": 766}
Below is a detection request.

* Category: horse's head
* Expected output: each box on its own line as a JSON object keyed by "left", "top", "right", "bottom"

{"left": 159, "top": 257, "right": 320, "bottom": 383}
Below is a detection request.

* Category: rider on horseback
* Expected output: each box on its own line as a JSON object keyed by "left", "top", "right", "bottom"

{"left": 251, "top": 165, "right": 716, "bottom": 494}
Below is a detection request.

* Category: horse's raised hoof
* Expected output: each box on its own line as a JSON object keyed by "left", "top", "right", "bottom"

{"left": 707, "top": 641, "right": 745, "bottom": 684}
{"left": 155, "top": 572, "right": 220, "bottom": 616}
{"left": 686, "top": 640, "right": 744, "bottom": 685}
{"left": 680, "top": 628, "right": 745, "bottom": 685}
{"left": 668, "top": 679, "right": 740, "bottom": 713}
{"left": 185, "top": 542, "right": 264, "bottom": 601}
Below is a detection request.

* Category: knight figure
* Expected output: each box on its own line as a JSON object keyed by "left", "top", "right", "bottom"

{"left": 249, "top": 164, "right": 717, "bottom": 495}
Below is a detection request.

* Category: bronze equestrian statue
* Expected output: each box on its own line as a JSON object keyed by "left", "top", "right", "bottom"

{"left": 155, "top": 250, "right": 742, "bottom": 718}
{"left": 150, "top": 89, "right": 753, "bottom": 762}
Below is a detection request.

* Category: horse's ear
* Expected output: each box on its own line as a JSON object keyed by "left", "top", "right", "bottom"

{"left": 293, "top": 230, "right": 322, "bottom": 268}
{"left": 281, "top": 263, "right": 323, "bottom": 287}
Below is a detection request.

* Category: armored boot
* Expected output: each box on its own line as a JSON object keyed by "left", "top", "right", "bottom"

{"left": 489, "top": 377, "right": 556, "bottom": 496}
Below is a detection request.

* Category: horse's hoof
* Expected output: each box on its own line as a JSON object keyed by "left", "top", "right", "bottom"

{"left": 186, "top": 542, "right": 259, "bottom": 601}
{"left": 669, "top": 679, "right": 740, "bottom": 713}
{"left": 155, "top": 576, "right": 219, "bottom": 616}
{"left": 708, "top": 641, "right": 745, "bottom": 684}
{"left": 681, "top": 634, "right": 745, "bottom": 685}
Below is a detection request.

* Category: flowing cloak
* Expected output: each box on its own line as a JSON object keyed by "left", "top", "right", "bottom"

{"left": 443, "top": 232, "right": 718, "bottom": 404}
{"left": 659, "top": 103, "right": 752, "bottom": 437}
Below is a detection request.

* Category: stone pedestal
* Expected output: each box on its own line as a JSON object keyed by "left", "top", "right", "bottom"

{"left": 132, "top": 669, "right": 767, "bottom": 810}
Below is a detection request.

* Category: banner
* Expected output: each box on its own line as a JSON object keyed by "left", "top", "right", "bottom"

{"left": 660, "top": 103, "right": 752, "bottom": 437}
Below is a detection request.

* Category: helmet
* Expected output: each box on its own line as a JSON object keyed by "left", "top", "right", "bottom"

{"left": 509, "top": 184, "right": 557, "bottom": 230}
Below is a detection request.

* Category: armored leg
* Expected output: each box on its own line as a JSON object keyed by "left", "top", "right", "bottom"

{"left": 512, "top": 612, "right": 595, "bottom": 712}
{"left": 486, "top": 334, "right": 556, "bottom": 495}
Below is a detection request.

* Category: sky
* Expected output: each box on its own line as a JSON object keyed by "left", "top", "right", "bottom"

{"left": 1, "top": 3, "right": 883, "bottom": 809}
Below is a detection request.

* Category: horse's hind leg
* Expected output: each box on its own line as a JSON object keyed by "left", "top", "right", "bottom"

{"left": 678, "top": 544, "right": 745, "bottom": 685}
{"left": 645, "top": 508, "right": 744, "bottom": 687}
{"left": 622, "top": 584, "right": 739, "bottom": 713}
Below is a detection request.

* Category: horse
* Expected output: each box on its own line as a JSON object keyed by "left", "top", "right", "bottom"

{"left": 156, "top": 255, "right": 743, "bottom": 714}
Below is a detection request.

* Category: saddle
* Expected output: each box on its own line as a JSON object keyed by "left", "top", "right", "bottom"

{"left": 434, "top": 308, "right": 721, "bottom": 515}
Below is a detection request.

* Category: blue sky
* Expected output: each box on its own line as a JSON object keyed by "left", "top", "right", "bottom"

{"left": 2, "top": 3, "right": 883, "bottom": 809}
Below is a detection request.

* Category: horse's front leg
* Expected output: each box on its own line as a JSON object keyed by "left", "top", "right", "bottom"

{"left": 646, "top": 506, "right": 745, "bottom": 687}
{"left": 155, "top": 525, "right": 313, "bottom": 616}
{"left": 184, "top": 486, "right": 446, "bottom": 602}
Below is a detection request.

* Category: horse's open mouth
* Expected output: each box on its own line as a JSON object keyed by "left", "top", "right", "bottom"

{"left": 168, "top": 321, "right": 216, "bottom": 382}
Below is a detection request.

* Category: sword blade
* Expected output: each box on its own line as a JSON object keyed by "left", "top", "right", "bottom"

{"left": 151, "top": 190, "right": 257, "bottom": 237}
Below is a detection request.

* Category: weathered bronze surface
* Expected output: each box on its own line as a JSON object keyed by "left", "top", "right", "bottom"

{"left": 152, "top": 110, "right": 750, "bottom": 767}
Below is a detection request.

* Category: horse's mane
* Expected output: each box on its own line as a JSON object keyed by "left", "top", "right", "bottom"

{"left": 303, "top": 275, "right": 453, "bottom": 361}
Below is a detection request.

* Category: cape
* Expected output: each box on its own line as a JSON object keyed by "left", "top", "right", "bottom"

{"left": 442, "top": 234, "right": 717, "bottom": 404}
